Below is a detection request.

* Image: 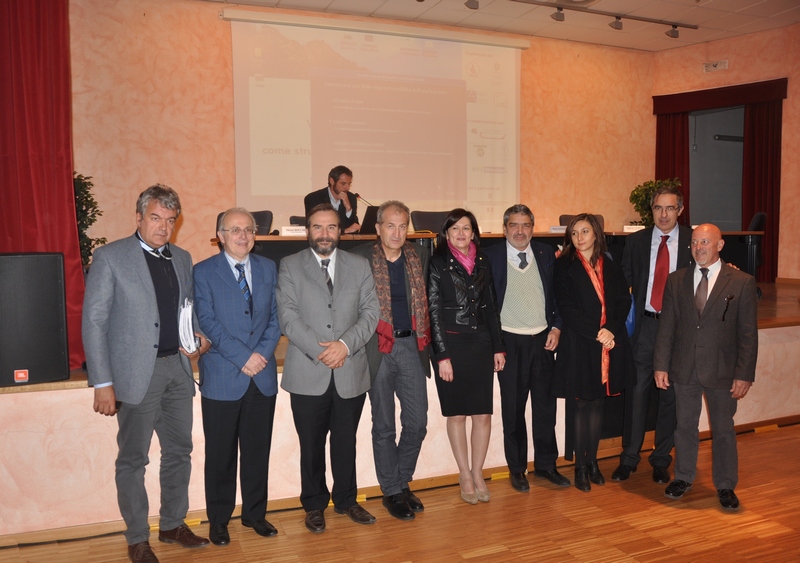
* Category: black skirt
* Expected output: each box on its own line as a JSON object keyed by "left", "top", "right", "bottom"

{"left": 433, "top": 329, "right": 494, "bottom": 416}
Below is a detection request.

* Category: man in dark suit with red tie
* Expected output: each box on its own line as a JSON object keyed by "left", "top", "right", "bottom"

{"left": 654, "top": 223, "right": 758, "bottom": 511}
{"left": 612, "top": 186, "right": 693, "bottom": 485}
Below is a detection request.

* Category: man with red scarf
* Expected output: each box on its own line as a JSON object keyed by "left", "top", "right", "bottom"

{"left": 352, "top": 201, "right": 431, "bottom": 521}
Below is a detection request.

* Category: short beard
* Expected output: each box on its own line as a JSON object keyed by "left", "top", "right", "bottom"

{"left": 310, "top": 236, "right": 338, "bottom": 256}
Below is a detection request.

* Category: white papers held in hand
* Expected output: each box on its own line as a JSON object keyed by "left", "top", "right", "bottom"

{"left": 179, "top": 298, "right": 198, "bottom": 353}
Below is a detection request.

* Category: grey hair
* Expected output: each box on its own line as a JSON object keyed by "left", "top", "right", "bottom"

{"left": 376, "top": 200, "right": 410, "bottom": 224}
{"left": 136, "top": 184, "right": 181, "bottom": 217}
{"left": 217, "top": 207, "right": 256, "bottom": 232}
{"left": 650, "top": 185, "right": 684, "bottom": 209}
{"left": 502, "top": 204, "right": 534, "bottom": 227}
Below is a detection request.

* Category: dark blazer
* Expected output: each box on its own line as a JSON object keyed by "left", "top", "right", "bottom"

{"left": 193, "top": 252, "right": 281, "bottom": 401}
{"left": 553, "top": 252, "right": 633, "bottom": 400}
{"left": 653, "top": 262, "right": 758, "bottom": 388}
{"left": 427, "top": 249, "right": 505, "bottom": 363}
{"left": 351, "top": 242, "right": 431, "bottom": 379}
{"left": 276, "top": 248, "right": 379, "bottom": 398}
{"left": 304, "top": 187, "right": 359, "bottom": 232}
{"left": 82, "top": 235, "right": 197, "bottom": 404}
{"left": 622, "top": 225, "right": 693, "bottom": 343}
{"left": 484, "top": 240, "right": 562, "bottom": 331}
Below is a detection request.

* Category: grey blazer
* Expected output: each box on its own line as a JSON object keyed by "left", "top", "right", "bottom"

{"left": 276, "top": 248, "right": 379, "bottom": 398}
{"left": 653, "top": 262, "right": 758, "bottom": 388}
{"left": 82, "top": 235, "right": 196, "bottom": 404}
{"left": 350, "top": 241, "right": 431, "bottom": 380}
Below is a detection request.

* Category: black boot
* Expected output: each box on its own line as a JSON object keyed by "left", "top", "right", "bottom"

{"left": 587, "top": 461, "right": 605, "bottom": 486}
{"left": 574, "top": 465, "right": 591, "bottom": 492}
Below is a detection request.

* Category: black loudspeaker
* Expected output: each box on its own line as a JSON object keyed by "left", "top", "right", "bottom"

{"left": 0, "top": 253, "right": 70, "bottom": 387}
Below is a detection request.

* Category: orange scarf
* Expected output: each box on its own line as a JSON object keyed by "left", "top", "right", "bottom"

{"left": 577, "top": 252, "right": 611, "bottom": 392}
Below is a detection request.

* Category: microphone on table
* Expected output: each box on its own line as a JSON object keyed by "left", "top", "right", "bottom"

{"left": 354, "top": 193, "right": 374, "bottom": 207}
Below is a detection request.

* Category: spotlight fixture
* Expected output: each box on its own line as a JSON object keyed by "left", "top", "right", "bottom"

{"left": 464, "top": 0, "right": 479, "bottom": 9}
{"left": 609, "top": 16, "right": 622, "bottom": 30}
{"left": 551, "top": 7, "right": 564, "bottom": 22}
{"left": 665, "top": 25, "right": 679, "bottom": 38}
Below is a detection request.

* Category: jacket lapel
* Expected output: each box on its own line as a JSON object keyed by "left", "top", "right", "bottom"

{"left": 304, "top": 249, "right": 332, "bottom": 295}
{"left": 702, "top": 262, "right": 732, "bottom": 318}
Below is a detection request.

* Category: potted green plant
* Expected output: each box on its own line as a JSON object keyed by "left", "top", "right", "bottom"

{"left": 74, "top": 172, "right": 107, "bottom": 269}
{"left": 629, "top": 178, "right": 681, "bottom": 227}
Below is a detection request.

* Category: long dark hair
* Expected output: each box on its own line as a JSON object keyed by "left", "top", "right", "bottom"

{"left": 434, "top": 208, "right": 481, "bottom": 256}
{"left": 561, "top": 213, "right": 607, "bottom": 266}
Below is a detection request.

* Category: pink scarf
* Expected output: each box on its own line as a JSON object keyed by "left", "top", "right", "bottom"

{"left": 448, "top": 240, "right": 477, "bottom": 275}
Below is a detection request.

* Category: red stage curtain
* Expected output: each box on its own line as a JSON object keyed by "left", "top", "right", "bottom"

{"left": 0, "top": 0, "right": 85, "bottom": 369}
{"left": 655, "top": 112, "right": 691, "bottom": 226}
{"left": 742, "top": 100, "right": 782, "bottom": 282}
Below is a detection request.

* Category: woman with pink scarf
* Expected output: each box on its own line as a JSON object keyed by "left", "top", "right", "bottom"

{"left": 427, "top": 208, "right": 506, "bottom": 504}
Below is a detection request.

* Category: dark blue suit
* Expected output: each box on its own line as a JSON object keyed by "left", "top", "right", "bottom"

{"left": 485, "top": 241, "right": 563, "bottom": 473}
{"left": 194, "top": 252, "right": 281, "bottom": 527}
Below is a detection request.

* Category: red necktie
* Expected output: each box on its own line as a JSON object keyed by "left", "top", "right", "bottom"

{"left": 650, "top": 235, "right": 669, "bottom": 312}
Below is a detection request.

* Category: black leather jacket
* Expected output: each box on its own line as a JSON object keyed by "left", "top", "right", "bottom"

{"left": 427, "top": 249, "right": 505, "bottom": 362}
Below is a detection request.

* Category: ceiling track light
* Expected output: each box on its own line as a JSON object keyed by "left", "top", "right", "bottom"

{"left": 464, "top": 0, "right": 479, "bottom": 10}
{"left": 609, "top": 16, "right": 622, "bottom": 31}
{"left": 551, "top": 7, "right": 564, "bottom": 22}
{"left": 666, "top": 25, "right": 679, "bottom": 39}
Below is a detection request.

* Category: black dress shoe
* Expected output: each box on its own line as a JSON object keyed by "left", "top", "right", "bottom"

{"left": 334, "top": 503, "right": 377, "bottom": 525}
{"left": 574, "top": 465, "right": 591, "bottom": 492}
{"left": 587, "top": 461, "right": 605, "bottom": 485}
{"left": 209, "top": 524, "right": 230, "bottom": 546}
{"left": 304, "top": 510, "right": 326, "bottom": 533}
{"left": 242, "top": 519, "right": 278, "bottom": 537}
{"left": 611, "top": 464, "right": 636, "bottom": 481}
{"left": 383, "top": 494, "right": 415, "bottom": 520}
{"left": 718, "top": 489, "right": 740, "bottom": 511}
{"left": 652, "top": 466, "right": 671, "bottom": 484}
{"left": 533, "top": 468, "right": 570, "bottom": 487}
{"left": 510, "top": 472, "right": 530, "bottom": 492}
{"left": 664, "top": 479, "right": 692, "bottom": 499}
{"left": 402, "top": 487, "right": 425, "bottom": 512}
{"left": 158, "top": 524, "right": 209, "bottom": 548}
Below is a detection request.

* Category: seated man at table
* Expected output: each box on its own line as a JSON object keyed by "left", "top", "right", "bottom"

{"left": 304, "top": 165, "right": 360, "bottom": 233}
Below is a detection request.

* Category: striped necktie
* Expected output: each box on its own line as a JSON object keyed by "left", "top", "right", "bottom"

{"left": 235, "top": 263, "right": 252, "bottom": 313}
{"left": 321, "top": 258, "right": 333, "bottom": 294}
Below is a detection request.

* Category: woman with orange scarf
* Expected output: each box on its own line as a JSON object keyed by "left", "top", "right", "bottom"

{"left": 553, "top": 213, "right": 633, "bottom": 492}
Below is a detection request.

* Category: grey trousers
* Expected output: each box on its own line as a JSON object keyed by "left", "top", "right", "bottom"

{"left": 116, "top": 354, "right": 194, "bottom": 545}
{"left": 673, "top": 372, "right": 739, "bottom": 490}
{"left": 368, "top": 336, "right": 428, "bottom": 496}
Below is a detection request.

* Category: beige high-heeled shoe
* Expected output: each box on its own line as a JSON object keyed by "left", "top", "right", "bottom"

{"left": 459, "top": 479, "right": 478, "bottom": 505}
{"left": 475, "top": 480, "right": 491, "bottom": 503}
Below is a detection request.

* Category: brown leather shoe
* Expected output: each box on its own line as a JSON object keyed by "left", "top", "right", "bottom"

{"left": 304, "top": 509, "right": 326, "bottom": 533}
{"left": 128, "top": 541, "right": 159, "bottom": 562}
{"left": 157, "top": 524, "right": 210, "bottom": 548}
{"left": 334, "top": 503, "right": 377, "bottom": 525}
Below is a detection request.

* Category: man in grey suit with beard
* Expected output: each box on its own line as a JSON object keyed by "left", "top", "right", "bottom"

{"left": 83, "top": 184, "right": 211, "bottom": 563}
{"left": 276, "top": 203, "right": 380, "bottom": 533}
{"left": 654, "top": 223, "right": 758, "bottom": 511}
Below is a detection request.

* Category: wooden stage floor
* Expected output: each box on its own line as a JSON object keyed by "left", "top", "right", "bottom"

{"left": 755, "top": 282, "right": 800, "bottom": 328}
{"left": 1, "top": 423, "right": 798, "bottom": 562}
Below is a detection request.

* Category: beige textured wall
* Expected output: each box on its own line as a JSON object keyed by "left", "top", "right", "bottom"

{"left": 652, "top": 23, "right": 800, "bottom": 279}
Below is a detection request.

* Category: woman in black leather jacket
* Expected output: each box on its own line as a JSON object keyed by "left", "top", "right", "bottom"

{"left": 427, "top": 208, "right": 505, "bottom": 504}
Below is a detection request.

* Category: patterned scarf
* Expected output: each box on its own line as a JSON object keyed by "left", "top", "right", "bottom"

{"left": 447, "top": 240, "right": 477, "bottom": 275}
{"left": 370, "top": 241, "right": 431, "bottom": 353}
{"left": 577, "top": 252, "right": 611, "bottom": 392}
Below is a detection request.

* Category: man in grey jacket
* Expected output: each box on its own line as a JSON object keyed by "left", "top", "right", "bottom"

{"left": 82, "top": 185, "right": 210, "bottom": 563}
{"left": 277, "top": 203, "right": 380, "bottom": 533}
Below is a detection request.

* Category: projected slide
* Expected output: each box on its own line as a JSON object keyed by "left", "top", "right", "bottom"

{"left": 232, "top": 21, "right": 519, "bottom": 231}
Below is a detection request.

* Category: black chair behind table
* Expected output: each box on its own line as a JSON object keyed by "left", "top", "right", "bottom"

{"left": 410, "top": 210, "right": 450, "bottom": 233}
{"left": 742, "top": 211, "right": 767, "bottom": 297}
{"left": 289, "top": 215, "right": 306, "bottom": 226}
{"left": 559, "top": 214, "right": 605, "bottom": 233}
{"left": 251, "top": 210, "right": 273, "bottom": 235}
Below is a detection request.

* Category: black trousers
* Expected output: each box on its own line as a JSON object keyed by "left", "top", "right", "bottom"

{"left": 202, "top": 379, "right": 276, "bottom": 526}
{"left": 290, "top": 375, "right": 366, "bottom": 511}
{"left": 498, "top": 330, "right": 558, "bottom": 473}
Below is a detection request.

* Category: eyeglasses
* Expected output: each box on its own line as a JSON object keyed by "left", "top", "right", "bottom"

{"left": 221, "top": 227, "right": 257, "bottom": 236}
{"left": 652, "top": 205, "right": 679, "bottom": 213}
